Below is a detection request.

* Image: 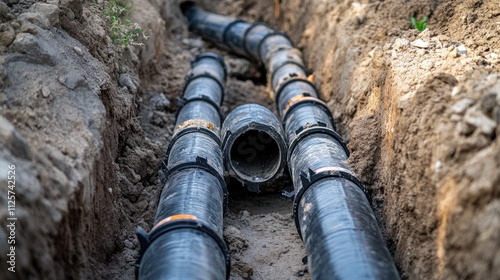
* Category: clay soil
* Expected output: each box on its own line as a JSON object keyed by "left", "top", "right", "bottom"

{"left": 1, "top": 0, "right": 499, "bottom": 280}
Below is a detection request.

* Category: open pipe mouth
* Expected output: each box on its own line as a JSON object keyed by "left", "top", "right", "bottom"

{"left": 229, "top": 129, "right": 281, "bottom": 184}
{"left": 180, "top": 1, "right": 195, "bottom": 15}
{"left": 221, "top": 104, "right": 287, "bottom": 192}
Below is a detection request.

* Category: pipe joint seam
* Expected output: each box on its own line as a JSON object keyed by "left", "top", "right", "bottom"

{"left": 257, "top": 32, "right": 294, "bottom": 63}
{"left": 275, "top": 76, "right": 317, "bottom": 112}
{"left": 222, "top": 19, "right": 250, "bottom": 56}
{"left": 183, "top": 74, "right": 225, "bottom": 103}
{"left": 282, "top": 95, "right": 336, "bottom": 131}
{"left": 267, "top": 47, "right": 304, "bottom": 72}
{"left": 176, "top": 95, "right": 224, "bottom": 123}
{"left": 164, "top": 125, "right": 221, "bottom": 168}
{"left": 192, "top": 52, "right": 228, "bottom": 78}
{"left": 270, "top": 61, "right": 306, "bottom": 86}
{"left": 287, "top": 125, "right": 349, "bottom": 163}
{"left": 160, "top": 156, "right": 228, "bottom": 210}
{"left": 243, "top": 23, "right": 275, "bottom": 60}
{"left": 135, "top": 219, "right": 231, "bottom": 280}
{"left": 293, "top": 168, "right": 367, "bottom": 240}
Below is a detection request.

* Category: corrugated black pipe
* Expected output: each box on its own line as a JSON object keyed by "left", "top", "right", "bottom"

{"left": 135, "top": 52, "right": 230, "bottom": 280}
{"left": 181, "top": 4, "right": 400, "bottom": 279}
{"left": 221, "top": 103, "right": 287, "bottom": 192}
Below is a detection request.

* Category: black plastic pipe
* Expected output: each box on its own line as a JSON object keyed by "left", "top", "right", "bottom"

{"left": 221, "top": 104, "right": 287, "bottom": 192}
{"left": 182, "top": 5, "right": 400, "bottom": 279}
{"left": 135, "top": 52, "right": 230, "bottom": 280}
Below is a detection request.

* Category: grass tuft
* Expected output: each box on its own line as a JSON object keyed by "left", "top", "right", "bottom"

{"left": 103, "top": 0, "right": 147, "bottom": 48}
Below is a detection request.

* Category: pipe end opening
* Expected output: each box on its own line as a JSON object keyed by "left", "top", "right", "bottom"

{"left": 180, "top": 1, "right": 195, "bottom": 16}
{"left": 229, "top": 130, "right": 283, "bottom": 186}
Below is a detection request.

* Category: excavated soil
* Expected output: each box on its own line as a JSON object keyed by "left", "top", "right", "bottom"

{"left": 0, "top": 0, "right": 499, "bottom": 279}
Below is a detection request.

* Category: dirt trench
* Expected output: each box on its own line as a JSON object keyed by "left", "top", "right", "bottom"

{"left": 0, "top": 0, "right": 499, "bottom": 279}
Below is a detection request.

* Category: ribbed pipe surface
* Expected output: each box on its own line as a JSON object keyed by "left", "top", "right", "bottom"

{"left": 182, "top": 5, "right": 399, "bottom": 280}
{"left": 136, "top": 52, "right": 230, "bottom": 280}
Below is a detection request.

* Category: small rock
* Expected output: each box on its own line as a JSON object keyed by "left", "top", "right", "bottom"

{"left": 457, "top": 44, "right": 467, "bottom": 56}
{"left": 124, "top": 239, "right": 134, "bottom": 249}
{"left": 450, "top": 98, "right": 475, "bottom": 114}
{"left": 58, "top": 73, "right": 87, "bottom": 90}
{"left": 182, "top": 38, "right": 204, "bottom": 48}
{"left": 0, "top": 23, "right": 15, "bottom": 48}
{"left": 480, "top": 93, "right": 497, "bottom": 114}
{"left": 29, "top": 3, "right": 60, "bottom": 27}
{"left": 118, "top": 73, "right": 138, "bottom": 94}
{"left": 448, "top": 47, "right": 459, "bottom": 59}
{"left": 450, "top": 114, "right": 462, "bottom": 121}
{"left": 368, "top": 47, "right": 377, "bottom": 57}
{"left": 431, "top": 36, "right": 443, "bottom": 48}
{"left": 62, "top": 146, "right": 77, "bottom": 159}
{"left": 41, "top": 85, "right": 50, "bottom": 98}
{"left": 398, "top": 91, "right": 416, "bottom": 109}
{"left": 417, "top": 49, "right": 427, "bottom": 56}
{"left": 150, "top": 111, "right": 167, "bottom": 127}
{"left": 108, "top": 188, "right": 113, "bottom": 194}
{"left": 487, "top": 52, "right": 499, "bottom": 59}
{"left": 10, "top": 20, "right": 21, "bottom": 30}
{"left": 19, "top": 12, "right": 50, "bottom": 29}
{"left": 451, "top": 86, "right": 461, "bottom": 96}
{"left": 0, "top": 1, "right": 12, "bottom": 22}
{"left": 125, "top": 254, "right": 134, "bottom": 263}
{"left": 413, "top": 39, "right": 429, "bottom": 49}
{"left": 457, "top": 121, "right": 475, "bottom": 135}
{"left": 419, "top": 60, "right": 434, "bottom": 70}
{"left": 464, "top": 109, "right": 496, "bottom": 135}
{"left": 150, "top": 93, "right": 170, "bottom": 111}
{"left": 393, "top": 38, "right": 409, "bottom": 51}
{"left": 73, "top": 46, "right": 83, "bottom": 56}
{"left": 434, "top": 160, "right": 443, "bottom": 171}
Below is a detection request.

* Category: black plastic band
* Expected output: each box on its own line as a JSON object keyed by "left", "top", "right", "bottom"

{"left": 222, "top": 19, "right": 250, "bottom": 56}
{"left": 164, "top": 126, "right": 221, "bottom": 164}
{"left": 192, "top": 52, "right": 228, "bottom": 79}
{"left": 292, "top": 167, "right": 368, "bottom": 240}
{"left": 287, "top": 124, "right": 350, "bottom": 163}
{"left": 257, "top": 32, "right": 294, "bottom": 62}
{"left": 176, "top": 95, "right": 224, "bottom": 123}
{"left": 161, "top": 156, "right": 228, "bottom": 210}
{"left": 282, "top": 96, "right": 337, "bottom": 132}
{"left": 183, "top": 74, "right": 225, "bottom": 103}
{"left": 275, "top": 77, "right": 318, "bottom": 112}
{"left": 242, "top": 22, "right": 269, "bottom": 60}
{"left": 270, "top": 61, "right": 306, "bottom": 87}
{"left": 136, "top": 219, "right": 231, "bottom": 280}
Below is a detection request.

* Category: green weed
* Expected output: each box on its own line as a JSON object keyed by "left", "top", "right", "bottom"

{"left": 410, "top": 16, "right": 428, "bottom": 32}
{"left": 103, "top": 0, "right": 147, "bottom": 48}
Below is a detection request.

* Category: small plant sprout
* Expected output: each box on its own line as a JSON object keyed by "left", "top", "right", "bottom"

{"left": 410, "top": 16, "right": 428, "bottom": 32}
{"left": 104, "top": 0, "right": 147, "bottom": 48}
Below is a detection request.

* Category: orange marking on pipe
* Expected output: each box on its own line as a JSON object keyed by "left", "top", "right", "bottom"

{"left": 283, "top": 95, "right": 317, "bottom": 115}
{"left": 307, "top": 73, "right": 315, "bottom": 83}
{"left": 153, "top": 214, "right": 197, "bottom": 229}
